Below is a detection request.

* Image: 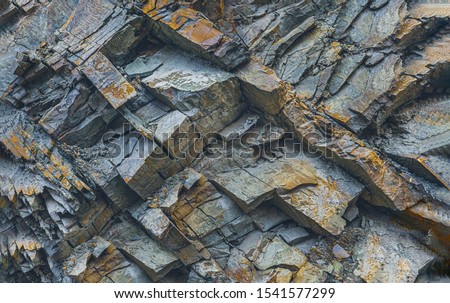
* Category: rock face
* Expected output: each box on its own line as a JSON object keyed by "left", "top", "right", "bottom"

{"left": 0, "top": 0, "right": 449, "bottom": 283}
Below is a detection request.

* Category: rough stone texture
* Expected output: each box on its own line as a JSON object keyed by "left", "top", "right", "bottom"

{"left": 138, "top": 0, "right": 249, "bottom": 71}
{"left": 142, "top": 46, "right": 245, "bottom": 134}
{"left": 81, "top": 52, "right": 137, "bottom": 109}
{"left": 0, "top": 0, "right": 449, "bottom": 283}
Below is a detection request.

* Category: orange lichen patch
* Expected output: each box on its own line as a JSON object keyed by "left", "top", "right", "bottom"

{"left": 61, "top": 178, "right": 72, "bottom": 191}
{"left": 324, "top": 106, "right": 351, "bottom": 124}
{"left": 72, "top": 178, "right": 90, "bottom": 192}
{"left": 160, "top": 7, "right": 199, "bottom": 30}
{"left": 81, "top": 52, "right": 136, "bottom": 109}
{"left": 41, "top": 168, "right": 56, "bottom": 182}
{"left": 101, "top": 81, "right": 136, "bottom": 108}
{"left": 1, "top": 130, "right": 32, "bottom": 160}
{"left": 141, "top": 0, "right": 173, "bottom": 13}
{"left": 1, "top": 124, "right": 91, "bottom": 194}
{"left": 146, "top": 9, "right": 162, "bottom": 18}
{"left": 161, "top": 12, "right": 188, "bottom": 30}
{"left": 225, "top": 264, "right": 254, "bottom": 282}
{"left": 330, "top": 41, "right": 341, "bottom": 49}
{"left": 20, "top": 185, "right": 39, "bottom": 197}
{"left": 44, "top": 150, "right": 90, "bottom": 192}
{"left": 141, "top": 0, "right": 157, "bottom": 13}
{"left": 293, "top": 263, "right": 325, "bottom": 283}
{"left": 178, "top": 19, "right": 223, "bottom": 50}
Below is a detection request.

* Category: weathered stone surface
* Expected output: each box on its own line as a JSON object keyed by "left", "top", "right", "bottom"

{"left": 352, "top": 216, "right": 436, "bottom": 283}
{"left": 63, "top": 236, "right": 150, "bottom": 283}
{"left": 1, "top": 0, "right": 448, "bottom": 284}
{"left": 0, "top": 102, "right": 93, "bottom": 199}
{"left": 381, "top": 96, "right": 450, "bottom": 189}
{"left": 309, "top": 206, "right": 437, "bottom": 283}
{"left": 233, "top": 231, "right": 325, "bottom": 279}
{"left": 349, "top": 0, "right": 406, "bottom": 48}
{"left": 138, "top": 1, "right": 250, "bottom": 70}
{"left": 116, "top": 136, "right": 181, "bottom": 200}
{"left": 324, "top": 54, "right": 401, "bottom": 132}
{"left": 236, "top": 59, "right": 290, "bottom": 115}
{"left": 81, "top": 52, "right": 137, "bottom": 109}
{"left": 124, "top": 56, "right": 162, "bottom": 78}
{"left": 101, "top": 216, "right": 179, "bottom": 281}
{"left": 282, "top": 101, "right": 423, "bottom": 211}
{"left": 277, "top": 226, "right": 311, "bottom": 246}
{"left": 210, "top": 169, "right": 274, "bottom": 212}
{"left": 274, "top": 156, "right": 364, "bottom": 235}
{"left": 376, "top": 27, "right": 450, "bottom": 127}
{"left": 219, "top": 113, "right": 259, "bottom": 141}
{"left": 143, "top": 47, "right": 245, "bottom": 134}
{"left": 249, "top": 204, "right": 290, "bottom": 232}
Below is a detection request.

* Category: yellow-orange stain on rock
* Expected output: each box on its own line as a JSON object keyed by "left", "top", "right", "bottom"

{"left": 179, "top": 19, "right": 223, "bottom": 50}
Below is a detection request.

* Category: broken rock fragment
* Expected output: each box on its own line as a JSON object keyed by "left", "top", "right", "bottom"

{"left": 138, "top": 1, "right": 249, "bottom": 70}
{"left": 81, "top": 52, "right": 137, "bottom": 109}
{"left": 142, "top": 47, "right": 245, "bottom": 134}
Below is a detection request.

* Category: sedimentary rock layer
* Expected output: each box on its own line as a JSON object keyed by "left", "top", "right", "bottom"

{"left": 0, "top": 0, "right": 449, "bottom": 283}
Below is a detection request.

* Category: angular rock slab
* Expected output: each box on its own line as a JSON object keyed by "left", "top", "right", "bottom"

{"left": 226, "top": 231, "right": 326, "bottom": 282}
{"left": 352, "top": 213, "right": 436, "bottom": 283}
{"left": 63, "top": 236, "right": 150, "bottom": 283}
{"left": 275, "top": 157, "right": 364, "bottom": 236}
{"left": 235, "top": 55, "right": 421, "bottom": 214}
{"left": 236, "top": 59, "right": 290, "bottom": 115}
{"left": 282, "top": 101, "right": 423, "bottom": 211}
{"left": 117, "top": 136, "right": 182, "bottom": 200}
{"left": 139, "top": 2, "right": 249, "bottom": 70}
{"left": 209, "top": 152, "right": 363, "bottom": 235}
{"left": 210, "top": 169, "right": 274, "bottom": 213}
{"left": 142, "top": 47, "right": 245, "bottom": 134}
{"left": 101, "top": 216, "right": 179, "bottom": 281}
{"left": 324, "top": 54, "right": 401, "bottom": 133}
{"left": 0, "top": 103, "right": 92, "bottom": 197}
{"left": 81, "top": 52, "right": 136, "bottom": 109}
{"left": 382, "top": 96, "right": 450, "bottom": 189}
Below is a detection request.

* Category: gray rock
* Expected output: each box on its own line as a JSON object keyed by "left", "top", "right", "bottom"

{"left": 142, "top": 47, "right": 245, "bottom": 134}
{"left": 211, "top": 169, "right": 274, "bottom": 212}
{"left": 102, "top": 216, "right": 180, "bottom": 281}
{"left": 277, "top": 226, "right": 310, "bottom": 245}
{"left": 365, "top": 52, "right": 385, "bottom": 66}
{"left": 219, "top": 113, "right": 259, "bottom": 141}
{"left": 81, "top": 52, "right": 137, "bottom": 109}
{"left": 124, "top": 56, "right": 162, "bottom": 78}
{"left": 343, "top": 204, "right": 359, "bottom": 222}
{"left": 249, "top": 204, "right": 290, "bottom": 231}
